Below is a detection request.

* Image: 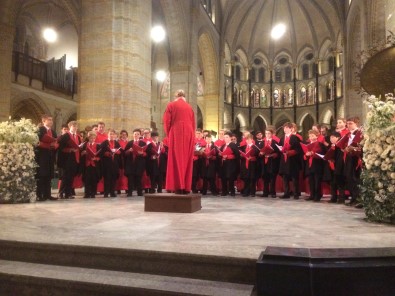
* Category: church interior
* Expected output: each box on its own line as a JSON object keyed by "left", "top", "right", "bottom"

{"left": 1, "top": 0, "right": 395, "bottom": 295}
{"left": 1, "top": 0, "right": 393, "bottom": 136}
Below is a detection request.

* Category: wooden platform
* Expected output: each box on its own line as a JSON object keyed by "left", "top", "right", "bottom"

{"left": 144, "top": 193, "right": 202, "bottom": 213}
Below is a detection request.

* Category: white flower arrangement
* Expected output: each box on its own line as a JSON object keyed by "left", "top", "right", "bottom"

{"left": 0, "top": 118, "right": 38, "bottom": 203}
{"left": 361, "top": 93, "right": 395, "bottom": 224}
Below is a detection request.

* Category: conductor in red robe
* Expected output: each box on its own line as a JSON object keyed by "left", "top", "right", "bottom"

{"left": 163, "top": 89, "right": 196, "bottom": 194}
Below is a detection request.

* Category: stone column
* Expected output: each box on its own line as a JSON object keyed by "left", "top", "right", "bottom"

{"left": 169, "top": 4, "right": 199, "bottom": 117}
{"left": 78, "top": 0, "right": 152, "bottom": 131}
{"left": 0, "top": 24, "right": 14, "bottom": 121}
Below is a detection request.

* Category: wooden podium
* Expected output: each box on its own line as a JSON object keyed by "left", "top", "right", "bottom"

{"left": 144, "top": 193, "right": 202, "bottom": 213}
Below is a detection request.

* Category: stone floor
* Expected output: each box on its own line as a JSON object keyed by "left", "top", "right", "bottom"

{"left": 0, "top": 192, "right": 394, "bottom": 259}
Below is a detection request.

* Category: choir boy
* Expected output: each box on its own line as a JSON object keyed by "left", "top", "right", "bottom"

{"left": 214, "top": 129, "right": 226, "bottom": 147}
{"left": 303, "top": 130, "right": 327, "bottom": 202}
{"left": 336, "top": 118, "right": 349, "bottom": 137}
{"left": 239, "top": 134, "right": 260, "bottom": 197}
{"left": 100, "top": 129, "right": 122, "bottom": 197}
{"left": 343, "top": 117, "right": 363, "bottom": 206}
{"left": 95, "top": 122, "right": 108, "bottom": 144}
{"left": 57, "top": 124, "right": 69, "bottom": 198}
{"left": 218, "top": 132, "right": 240, "bottom": 196}
{"left": 58, "top": 121, "right": 82, "bottom": 199}
{"left": 326, "top": 132, "right": 346, "bottom": 203}
{"left": 124, "top": 129, "right": 147, "bottom": 196}
{"left": 116, "top": 130, "right": 129, "bottom": 194}
{"left": 201, "top": 134, "right": 219, "bottom": 195}
{"left": 146, "top": 132, "right": 163, "bottom": 193}
{"left": 159, "top": 137, "right": 169, "bottom": 191}
{"left": 36, "top": 114, "right": 58, "bottom": 201}
{"left": 192, "top": 128, "right": 206, "bottom": 193}
{"left": 260, "top": 127, "right": 280, "bottom": 198}
{"left": 279, "top": 122, "right": 303, "bottom": 199}
{"left": 81, "top": 131, "right": 101, "bottom": 198}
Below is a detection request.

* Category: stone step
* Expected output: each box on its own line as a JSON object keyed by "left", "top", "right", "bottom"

{"left": 0, "top": 239, "right": 256, "bottom": 285}
{"left": 0, "top": 260, "right": 255, "bottom": 296}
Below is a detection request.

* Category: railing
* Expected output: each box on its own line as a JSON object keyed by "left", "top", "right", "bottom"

{"left": 12, "top": 51, "right": 77, "bottom": 98}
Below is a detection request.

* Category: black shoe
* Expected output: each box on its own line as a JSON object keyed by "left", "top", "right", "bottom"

{"left": 110, "top": 193, "right": 117, "bottom": 197}
{"left": 346, "top": 199, "right": 357, "bottom": 206}
{"left": 261, "top": 193, "right": 269, "bottom": 198}
{"left": 328, "top": 197, "right": 337, "bottom": 203}
{"left": 83, "top": 195, "right": 90, "bottom": 199}
{"left": 313, "top": 198, "right": 321, "bottom": 202}
{"left": 279, "top": 194, "right": 290, "bottom": 199}
{"left": 90, "top": 195, "right": 96, "bottom": 198}
{"left": 104, "top": 194, "right": 109, "bottom": 198}
{"left": 293, "top": 195, "right": 299, "bottom": 200}
{"left": 250, "top": 194, "right": 256, "bottom": 197}
{"left": 270, "top": 194, "right": 277, "bottom": 198}
{"left": 354, "top": 203, "right": 363, "bottom": 209}
{"left": 137, "top": 192, "right": 143, "bottom": 196}
{"left": 337, "top": 197, "right": 345, "bottom": 204}
{"left": 305, "top": 196, "right": 314, "bottom": 201}
{"left": 127, "top": 194, "right": 133, "bottom": 197}
{"left": 230, "top": 192, "right": 235, "bottom": 196}
{"left": 157, "top": 190, "right": 162, "bottom": 193}
{"left": 221, "top": 193, "right": 227, "bottom": 196}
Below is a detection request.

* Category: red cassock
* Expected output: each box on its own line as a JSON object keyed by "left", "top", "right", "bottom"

{"left": 163, "top": 98, "right": 196, "bottom": 191}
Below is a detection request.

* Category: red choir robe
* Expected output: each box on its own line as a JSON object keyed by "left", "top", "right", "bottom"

{"left": 116, "top": 138, "right": 128, "bottom": 191}
{"left": 163, "top": 97, "right": 196, "bottom": 191}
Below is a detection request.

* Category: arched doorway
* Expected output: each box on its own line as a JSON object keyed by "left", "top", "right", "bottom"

{"left": 253, "top": 116, "right": 266, "bottom": 133}
{"left": 233, "top": 117, "right": 242, "bottom": 141}
{"left": 275, "top": 118, "right": 289, "bottom": 139}
{"left": 301, "top": 114, "right": 315, "bottom": 139}
{"left": 11, "top": 98, "right": 48, "bottom": 125}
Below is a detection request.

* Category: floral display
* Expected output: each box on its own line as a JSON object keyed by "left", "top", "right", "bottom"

{"left": 361, "top": 93, "right": 395, "bottom": 223}
{"left": 0, "top": 118, "right": 38, "bottom": 203}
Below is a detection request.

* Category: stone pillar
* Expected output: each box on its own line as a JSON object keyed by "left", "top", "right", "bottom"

{"left": 78, "top": 0, "right": 152, "bottom": 131}
{"left": 0, "top": 24, "right": 14, "bottom": 121}
{"left": 169, "top": 5, "right": 199, "bottom": 118}
{"left": 386, "top": 0, "right": 395, "bottom": 36}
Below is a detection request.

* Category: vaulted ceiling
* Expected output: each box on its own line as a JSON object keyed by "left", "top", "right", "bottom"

{"left": 219, "top": 0, "right": 345, "bottom": 64}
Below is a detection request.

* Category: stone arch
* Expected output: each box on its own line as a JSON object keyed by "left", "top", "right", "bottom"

{"left": 235, "top": 112, "right": 247, "bottom": 130}
{"left": 319, "top": 107, "right": 333, "bottom": 125}
{"left": 11, "top": 92, "right": 51, "bottom": 123}
{"left": 252, "top": 115, "right": 267, "bottom": 133}
{"left": 11, "top": 98, "right": 47, "bottom": 124}
{"left": 300, "top": 113, "right": 315, "bottom": 139}
{"left": 274, "top": 114, "right": 292, "bottom": 138}
{"left": 235, "top": 47, "right": 249, "bottom": 68}
{"left": 223, "top": 109, "right": 231, "bottom": 126}
{"left": 299, "top": 112, "right": 316, "bottom": 127}
{"left": 198, "top": 31, "right": 219, "bottom": 96}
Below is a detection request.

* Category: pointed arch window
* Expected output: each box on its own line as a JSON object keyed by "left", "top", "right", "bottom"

{"left": 285, "top": 66, "right": 292, "bottom": 81}
{"left": 302, "top": 64, "right": 309, "bottom": 80}
{"left": 258, "top": 67, "right": 265, "bottom": 82}
{"left": 235, "top": 65, "right": 241, "bottom": 80}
